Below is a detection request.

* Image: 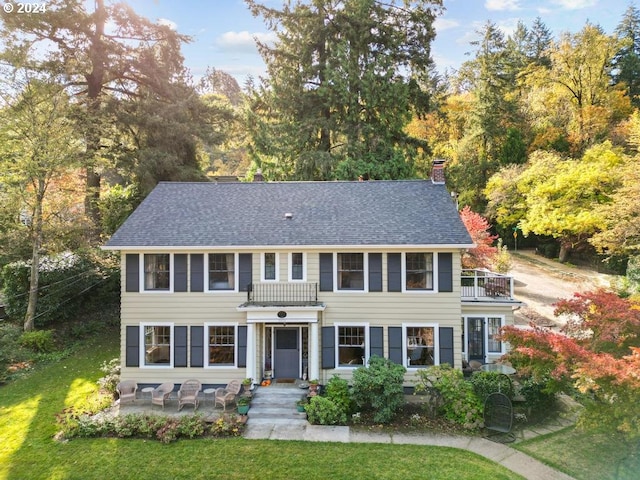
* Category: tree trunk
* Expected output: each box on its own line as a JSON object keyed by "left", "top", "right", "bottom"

{"left": 558, "top": 241, "right": 571, "bottom": 263}
{"left": 24, "top": 182, "right": 44, "bottom": 332}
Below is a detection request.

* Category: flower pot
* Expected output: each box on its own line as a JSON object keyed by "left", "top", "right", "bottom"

{"left": 309, "top": 383, "right": 319, "bottom": 393}
{"left": 237, "top": 404, "right": 250, "bottom": 415}
{"left": 296, "top": 404, "right": 306, "bottom": 413}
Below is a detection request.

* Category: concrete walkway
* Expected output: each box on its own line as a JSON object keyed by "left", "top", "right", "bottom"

{"left": 244, "top": 422, "right": 575, "bottom": 480}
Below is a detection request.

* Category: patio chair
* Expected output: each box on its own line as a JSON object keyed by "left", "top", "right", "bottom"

{"left": 483, "top": 392, "right": 515, "bottom": 443}
{"left": 151, "top": 382, "right": 174, "bottom": 409}
{"left": 177, "top": 379, "right": 201, "bottom": 411}
{"left": 214, "top": 379, "right": 242, "bottom": 411}
{"left": 116, "top": 380, "right": 138, "bottom": 404}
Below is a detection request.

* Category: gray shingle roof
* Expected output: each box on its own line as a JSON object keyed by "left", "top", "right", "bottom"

{"left": 105, "top": 180, "right": 473, "bottom": 248}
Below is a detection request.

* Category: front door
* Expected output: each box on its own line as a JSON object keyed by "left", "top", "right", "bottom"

{"left": 467, "top": 317, "right": 485, "bottom": 363}
{"left": 274, "top": 328, "right": 299, "bottom": 379}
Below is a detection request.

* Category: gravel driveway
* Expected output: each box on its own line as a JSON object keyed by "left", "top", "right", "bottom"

{"left": 509, "top": 250, "right": 614, "bottom": 327}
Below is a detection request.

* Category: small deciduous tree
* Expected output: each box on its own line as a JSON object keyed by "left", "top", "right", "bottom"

{"left": 459, "top": 206, "right": 499, "bottom": 270}
{"left": 501, "top": 289, "right": 640, "bottom": 461}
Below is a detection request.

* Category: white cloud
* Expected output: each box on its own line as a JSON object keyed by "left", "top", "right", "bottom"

{"left": 158, "top": 18, "right": 178, "bottom": 31}
{"left": 215, "top": 30, "right": 277, "bottom": 53}
{"left": 434, "top": 18, "right": 460, "bottom": 32}
{"left": 485, "top": 0, "right": 521, "bottom": 11}
{"left": 550, "top": 0, "right": 597, "bottom": 9}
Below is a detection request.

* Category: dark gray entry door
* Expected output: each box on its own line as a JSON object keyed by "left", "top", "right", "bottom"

{"left": 274, "top": 328, "right": 299, "bottom": 379}
{"left": 467, "top": 317, "right": 485, "bottom": 362}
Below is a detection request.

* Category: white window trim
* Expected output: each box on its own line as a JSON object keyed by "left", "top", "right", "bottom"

{"left": 140, "top": 253, "right": 174, "bottom": 293}
{"left": 487, "top": 316, "right": 506, "bottom": 354}
{"left": 401, "top": 252, "right": 438, "bottom": 293}
{"left": 140, "top": 322, "right": 174, "bottom": 368}
{"left": 288, "top": 252, "right": 307, "bottom": 282}
{"left": 204, "top": 322, "right": 238, "bottom": 368}
{"left": 335, "top": 322, "right": 369, "bottom": 369}
{"left": 461, "top": 315, "right": 507, "bottom": 361}
{"left": 402, "top": 323, "right": 439, "bottom": 369}
{"left": 333, "top": 252, "right": 369, "bottom": 293}
{"left": 205, "top": 253, "right": 239, "bottom": 293}
{"left": 261, "top": 252, "right": 280, "bottom": 282}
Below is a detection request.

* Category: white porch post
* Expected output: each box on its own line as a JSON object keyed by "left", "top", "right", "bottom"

{"left": 309, "top": 321, "right": 320, "bottom": 381}
{"left": 246, "top": 323, "right": 256, "bottom": 385}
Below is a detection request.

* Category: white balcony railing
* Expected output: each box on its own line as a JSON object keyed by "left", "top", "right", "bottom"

{"left": 461, "top": 269, "right": 514, "bottom": 300}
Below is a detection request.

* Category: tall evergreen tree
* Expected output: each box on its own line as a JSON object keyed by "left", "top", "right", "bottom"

{"left": 0, "top": 0, "right": 189, "bottom": 229}
{"left": 245, "top": 0, "right": 442, "bottom": 180}
{"left": 613, "top": 4, "right": 640, "bottom": 107}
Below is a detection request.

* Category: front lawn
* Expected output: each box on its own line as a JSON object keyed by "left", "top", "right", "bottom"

{"left": 0, "top": 328, "right": 522, "bottom": 480}
{"left": 515, "top": 426, "right": 639, "bottom": 480}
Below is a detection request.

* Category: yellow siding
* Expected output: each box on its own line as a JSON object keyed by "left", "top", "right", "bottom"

{"left": 118, "top": 250, "right": 517, "bottom": 386}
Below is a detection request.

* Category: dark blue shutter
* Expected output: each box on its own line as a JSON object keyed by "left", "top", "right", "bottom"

{"left": 174, "top": 326, "right": 188, "bottom": 367}
{"left": 239, "top": 254, "right": 252, "bottom": 292}
{"left": 237, "top": 326, "right": 248, "bottom": 367}
{"left": 439, "top": 327, "right": 454, "bottom": 366}
{"left": 125, "top": 254, "right": 139, "bottom": 292}
{"left": 321, "top": 326, "right": 335, "bottom": 369}
{"left": 370, "top": 326, "right": 384, "bottom": 358}
{"left": 387, "top": 253, "right": 401, "bottom": 292}
{"left": 125, "top": 325, "right": 140, "bottom": 367}
{"left": 369, "top": 253, "right": 382, "bottom": 292}
{"left": 190, "top": 326, "right": 204, "bottom": 367}
{"left": 438, "top": 253, "right": 453, "bottom": 292}
{"left": 190, "top": 254, "right": 204, "bottom": 292}
{"left": 174, "top": 254, "right": 188, "bottom": 292}
{"left": 388, "top": 326, "right": 403, "bottom": 364}
{"left": 319, "top": 253, "right": 333, "bottom": 292}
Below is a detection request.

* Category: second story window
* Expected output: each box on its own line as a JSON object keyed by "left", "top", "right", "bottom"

{"left": 144, "top": 254, "right": 170, "bottom": 290}
{"left": 209, "top": 253, "right": 235, "bottom": 290}
{"left": 405, "top": 253, "right": 434, "bottom": 290}
{"left": 290, "top": 252, "right": 305, "bottom": 281}
{"left": 337, "top": 253, "right": 364, "bottom": 290}
{"left": 262, "top": 252, "right": 278, "bottom": 281}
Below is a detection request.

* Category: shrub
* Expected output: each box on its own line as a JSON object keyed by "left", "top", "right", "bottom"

{"left": 96, "top": 358, "right": 121, "bottom": 398}
{"left": 351, "top": 355, "right": 406, "bottom": 423}
{"left": 469, "top": 371, "right": 514, "bottom": 401}
{"left": 19, "top": 330, "right": 55, "bottom": 353}
{"left": 210, "top": 415, "right": 243, "bottom": 437}
{"left": 324, "top": 374, "right": 353, "bottom": 414}
{"left": 415, "top": 364, "right": 483, "bottom": 430}
{"left": 519, "top": 376, "right": 556, "bottom": 413}
{"left": 305, "top": 395, "right": 347, "bottom": 425}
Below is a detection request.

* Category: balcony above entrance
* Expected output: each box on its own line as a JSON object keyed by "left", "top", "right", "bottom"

{"left": 241, "top": 282, "right": 322, "bottom": 307}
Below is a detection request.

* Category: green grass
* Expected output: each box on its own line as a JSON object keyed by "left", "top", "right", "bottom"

{"left": 515, "top": 426, "right": 640, "bottom": 480}
{"left": 0, "top": 328, "right": 523, "bottom": 480}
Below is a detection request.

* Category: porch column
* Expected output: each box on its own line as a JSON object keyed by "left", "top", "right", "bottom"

{"left": 246, "top": 323, "right": 256, "bottom": 385}
{"left": 309, "top": 322, "right": 320, "bottom": 381}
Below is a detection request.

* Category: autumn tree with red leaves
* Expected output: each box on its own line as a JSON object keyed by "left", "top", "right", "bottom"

{"left": 501, "top": 289, "right": 640, "bottom": 471}
{"left": 459, "top": 206, "right": 499, "bottom": 270}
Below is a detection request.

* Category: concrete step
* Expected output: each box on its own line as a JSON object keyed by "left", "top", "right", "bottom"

{"left": 246, "top": 386, "right": 309, "bottom": 423}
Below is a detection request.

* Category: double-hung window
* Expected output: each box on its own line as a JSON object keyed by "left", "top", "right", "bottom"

{"left": 262, "top": 252, "right": 279, "bottom": 281}
{"left": 405, "top": 326, "right": 436, "bottom": 367}
{"left": 143, "top": 325, "right": 172, "bottom": 366}
{"left": 209, "top": 253, "right": 235, "bottom": 290}
{"left": 405, "top": 253, "right": 434, "bottom": 291}
{"left": 144, "top": 254, "right": 170, "bottom": 291}
{"left": 290, "top": 252, "right": 305, "bottom": 281}
{"left": 487, "top": 317, "right": 503, "bottom": 353}
{"left": 337, "top": 325, "right": 366, "bottom": 366}
{"left": 337, "top": 253, "right": 365, "bottom": 290}
{"left": 207, "top": 325, "right": 236, "bottom": 366}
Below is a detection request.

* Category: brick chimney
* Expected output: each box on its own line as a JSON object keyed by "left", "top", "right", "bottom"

{"left": 253, "top": 168, "right": 264, "bottom": 182}
{"left": 431, "top": 159, "right": 445, "bottom": 184}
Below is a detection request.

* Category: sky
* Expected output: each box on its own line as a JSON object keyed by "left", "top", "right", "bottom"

{"left": 125, "top": 0, "right": 634, "bottom": 84}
